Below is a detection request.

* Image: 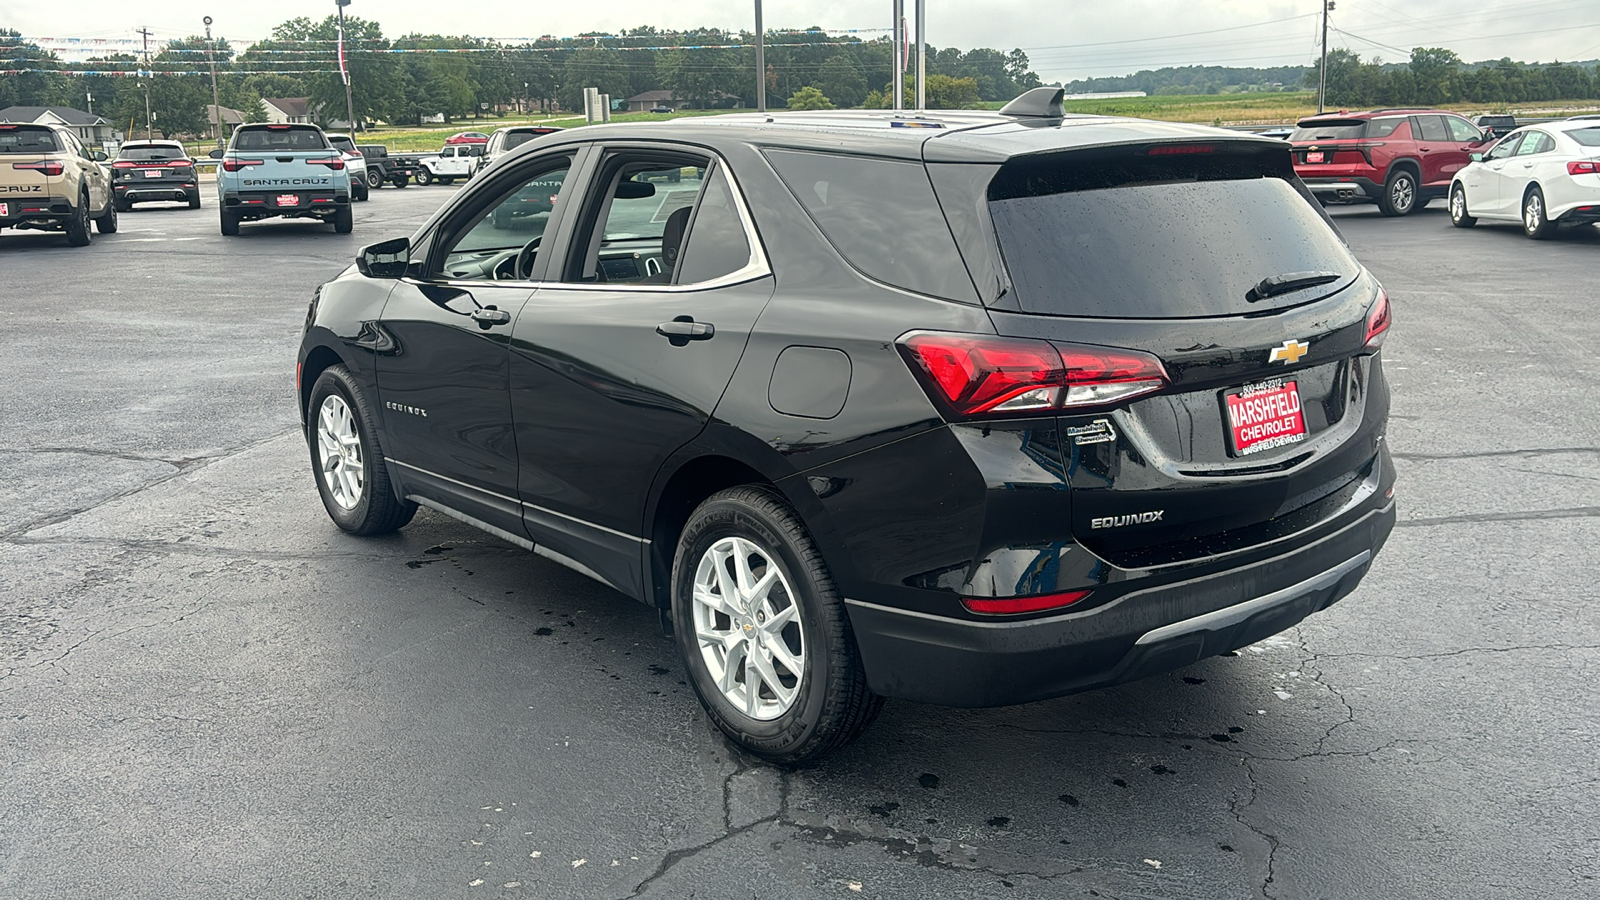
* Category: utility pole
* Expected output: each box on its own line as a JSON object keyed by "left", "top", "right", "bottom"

{"left": 914, "top": 0, "right": 926, "bottom": 110}
{"left": 336, "top": 0, "right": 357, "bottom": 131}
{"left": 138, "top": 26, "right": 153, "bottom": 139}
{"left": 1318, "top": 0, "right": 1335, "bottom": 113}
{"left": 891, "top": 0, "right": 904, "bottom": 110}
{"left": 204, "top": 17, "right": 222, "bottom": 151}
{"left": 754, "top": 1, "right": 766, "bottom": 113}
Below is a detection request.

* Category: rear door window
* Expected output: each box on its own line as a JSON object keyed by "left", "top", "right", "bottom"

{"left": 986, "top": 146, "right": 1359, "bottom": 319}
{"left": 1445, "top": 117, "right": 1482, "bottom": 142}
{"left": 1413, "top": 116, "right": 1449, "bottom": 142}
{"left": 1516, "top": 132, "right": 1555, "bottom": 155}
{"left": 1365, "top": 117, "right": 1407, "bottom": 138}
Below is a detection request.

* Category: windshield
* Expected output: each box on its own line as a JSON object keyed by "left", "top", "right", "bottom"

{"left": 0, "top": 127, "right": 59, "bottom": 153}
{"left": 1290, "top": 120, "right": 1367, "bottom": 141}
{"left": 118, "top": 146, "right": 186, "bottom": 161}
{"left": 987, "top": 149, "right": 1359, "bottom": 319}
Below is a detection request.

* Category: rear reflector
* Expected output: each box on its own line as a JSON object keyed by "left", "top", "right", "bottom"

{"left": 898, "top": 332, "right": 1168, "bottom": 418}
{"left": 1568, "top": 160, "right": 1599, "bottom": 175}
{"left": 962, "top": 590, "right": 1092, "bottom": 615}
{"left": 1364, "top": 288, "right": 1391, "bottom": 348}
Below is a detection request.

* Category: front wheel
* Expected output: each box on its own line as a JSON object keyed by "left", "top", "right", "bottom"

{"left": 1523, "top": 186, "right": 1554, "bottom": 239}
{"left": 1378, "top": 169, "right": 1418, "bottom": 217}
{"left": 367, "top": 168, "right": 384, "bottom": 189}
{"left": 1449, "top": 184, "right": 1477, "bottom": 228}
{"left": 307, "top": 366, "right": 416, "bottom": 535}
{"left": 415, "top": 170, "right": 433, "bottom": 186}
{"left": 672, "top": 486, "right": 882, "bottom": 765}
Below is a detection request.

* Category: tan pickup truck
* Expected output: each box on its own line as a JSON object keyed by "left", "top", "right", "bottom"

{"left": 0, "top": 123, "right": 117, "bottom": 245}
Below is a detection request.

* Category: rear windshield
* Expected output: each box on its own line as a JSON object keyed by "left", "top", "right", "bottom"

{"left": 501, "top": 131, "right": 551, "bottom": 151}
{"left": 118, "top": 145, "right": 186, "bottom": 161}
{"left": 328, "top": 136, "right": 356, "bottom": 152}
{"left": 987, "top": 147, "right": 1359, "bottom": 319}
{"left": 1568, "top": 127, "right": 1600, "bottom": 147}
{"left": 0, "top": 126, "right": 60, "bottom": 154}
{"left": 233, "top": 126, "right": 328, "bottom": 152}
{"left": 1290, "top": 119, "right": 1367, "bottom": 141}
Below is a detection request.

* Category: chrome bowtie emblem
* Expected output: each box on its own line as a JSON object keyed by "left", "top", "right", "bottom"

{"left": 1268, "top": 339, "right": 1310, "bottom": 365}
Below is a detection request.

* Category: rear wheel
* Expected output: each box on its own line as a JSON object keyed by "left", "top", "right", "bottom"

{"left": 1523, "top": 186, "right": 1554, "bottom": 239}
{"left": 438, "top": 176, "right": 454, "bottom": 185}
{"left": 672, "top": 486, "right": 882, "bottom": 765}
{"left": 1378, "top": 168, "right": 1418, "bottom": 217}
{"left": 392, "top": 175, "right": 409, "bottom": 188}
{"left": 93, "top": 195, "right": 118, "bottom": 234}
{"left": 333, "top": 204, "right": 353, "bottom": 234}
{"left": 187, "top": 191, "right": 201, "bottom": 210}
{"left": 308, "top": 366, "right": 416, "bottom": 536}
{"left": 64, "top": 191, "right": 92, "bottom": 246}
{"left": 220, "top": 208, "right": 240, "bottom": 236}
{"left": 1449, "top": 184, "right": 1477, "bottom": 228}
{"left": 115, "top": 196, "right": 132, "bottom": 213}
{"left": 415, "top": 170, "right": 433, "bottom": 186}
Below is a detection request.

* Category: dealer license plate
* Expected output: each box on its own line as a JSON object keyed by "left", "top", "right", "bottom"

{"left": 276, "top": 194, "right": 299, "bottom": 207}
{"left": 144, "top": 169, "right": 163, "bottom": 177}
{"left": 0, "top": 202, "right": 8, "bottom": 217}
{"left": 1305, "top": 151, "right": 1325, "bottom": 163}
{"left": 1224, "top": 379, "right": 1307, "bottom": 456}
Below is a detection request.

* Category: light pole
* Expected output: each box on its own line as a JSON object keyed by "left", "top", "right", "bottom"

{"left": 891, "top": 0, "right": 904, "bottom": 110}
{"left": 1318, "top": 0, "right": 1335, "bottom": 114}
{"left": 336, "top": 0, "right": 357, "bottom": 131}
{"left": 204, "top": 16, "right": 223, "bottom": 151}
{"left": 914, "top": 0, "right": 925, "bottom": 110}
{"left": 754, "top": 1, "right": 766, "bottom": 113}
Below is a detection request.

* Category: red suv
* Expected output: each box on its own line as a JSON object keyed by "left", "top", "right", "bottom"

{"left": 1291, "top": 109, "right": 1492, "bottom": 215}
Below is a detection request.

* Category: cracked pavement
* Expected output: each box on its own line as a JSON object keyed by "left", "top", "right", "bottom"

{"left": 2, "top": 191, "right": 1597, "bottom": 899}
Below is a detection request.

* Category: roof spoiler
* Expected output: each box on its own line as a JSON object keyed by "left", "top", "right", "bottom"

{"left": 999, "top": 87, "right": 1064, "bottom": 118}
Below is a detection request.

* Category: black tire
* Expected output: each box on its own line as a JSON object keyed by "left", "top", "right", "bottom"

{"left": 392, "top": 175, "right": 409, "bottom": 188}
{"left": 1523, "top": 186, "right": 1554, "bottom": 240}
{"left": 415, "top": 170, "right": 433, "bottom": 186}
{"left": 307, "top": 366, "right": 417, "bottom": 536}
{"left": 368, "top": 168, "right": 383, "bottom": 189}
{"left": 333, "top": 204, "right": 353, "bottom": 234}
{"left": 1449, "top": 183, "right": 1477, "bottom": 228}
{"left": 672, "top": 486, "right": 882, "bottom": 765}
{"left": 187, "top": 191, "right": 201, "bottom": 210}
{"left": 65, "top": 190, "right": 92, "bottom": 246}
{"left": 115, "top": 196, "right": 132, "bottom": 213}
{"left": 1377, "top": 168, "right": 1419, "bottom": 217}
{"left": 93, "top": 194, "right": 118, "bottom": 234}
{"left": 438, "top": 176, "right": 454, "bottom": 186}
{"left": 220, "top": 208, "right": 240, "bottom": 236}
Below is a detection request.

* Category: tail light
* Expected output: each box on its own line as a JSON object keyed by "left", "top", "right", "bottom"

{"left": 897, "top": 332, "right": 1168, "bottom": 419}
{"left": 111, "top": 160, "right": 139, "bottom": 169}
{"left": 307, "top": 157, "right": 345, "bottom": 170}
{"left": 1364, "top": 288, "right": 1391, "bottom": 349}
{"left": 169, "top": 159, "right": 193, "bottom": 168}
{"left": 963, "top": 589, "right": 1092, "bottom": 616}
{"left": 1567, "top": 160, "right": 1598, "bottom": 175}
{"left": 12, "top": 160, "right": 64, "bottom": 176}
{"left": 1146, "top": 144, "right": 1216, "bottom": 156}
{"left": 221, "top": 158, "right": 265, "bottom": 172}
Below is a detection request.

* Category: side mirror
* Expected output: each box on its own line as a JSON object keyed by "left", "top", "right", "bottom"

{"left": 357, "top": 237, "right": 411, "bottom": 279}
{"left": 208, "top": 149, "right": 224, "bottom": 159}
{"left": 92, "top": 150, "right": 108, "bottom": 162}
{"left": 1470, "top": 153, "right": 1484, "bottom": 162}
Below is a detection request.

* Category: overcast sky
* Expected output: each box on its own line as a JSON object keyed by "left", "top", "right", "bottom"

{"left": 12, "top": 0, "right": 1600, "bottom": 84}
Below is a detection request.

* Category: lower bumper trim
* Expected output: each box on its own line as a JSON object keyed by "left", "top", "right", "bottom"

{"left": 1135, "top": 550, "right": 1369, "bottom": 646}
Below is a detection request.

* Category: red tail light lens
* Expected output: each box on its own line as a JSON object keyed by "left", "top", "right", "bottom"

{"left": 1146, "top": 144, "right": 1216, "bottom": 156}
{"left": 221, "top": 158, "right": 265, "bottom": 172}
{"left": 1364, "top": 289, "right": 1391, "bottom": 349}
{"left": 898, "top": 332, "right": 1168, "bottom": 418}
{"left": 12, "top": 160, "right": 64, "bottom": 176}
{"left": 111, "top": 160, "right": 138, "bottom": 168}
{"left": 963, "top": 590, "right": 1092, "bottom": 616}
{"left": 169, "top": 159, "right": 192, "bottom": 168}
{"left": 307, "top": 157, "right": 345, "bottom": 170}
{"left": 1567, "top": 160, "right": 1599, "bottom": 176}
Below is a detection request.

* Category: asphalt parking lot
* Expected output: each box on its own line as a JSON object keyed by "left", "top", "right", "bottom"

{"left": 2, "top": 186, "right": 1597, "bottom": 900}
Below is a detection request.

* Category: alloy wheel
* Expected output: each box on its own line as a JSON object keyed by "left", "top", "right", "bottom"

{"left": 1391, "top": 175, "right": 1414, "bottom": 212}
{"left": 316, "top": 394, "right": 365, "bottom": 509}
{"left": 1525, "top": 193, "right": 1544, "bottom": 232}
{"left": 691, "top": 535, "right": 806, "bottom": 720}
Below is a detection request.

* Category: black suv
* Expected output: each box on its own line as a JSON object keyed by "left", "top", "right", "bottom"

{"left": 298, "top": 89, "right": 1396, "bottom": 763}
{"left": 110, "top": 140, "right": 200, "bottom": 210}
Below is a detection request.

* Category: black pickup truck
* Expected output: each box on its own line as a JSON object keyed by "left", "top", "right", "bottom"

{"left": 357, "top": 145, "right": 422, "bottom": 189}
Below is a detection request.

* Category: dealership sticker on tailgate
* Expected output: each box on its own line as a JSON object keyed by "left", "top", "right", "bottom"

{"left": 1225, "top": 378, "right": 1307, "bottom": 456}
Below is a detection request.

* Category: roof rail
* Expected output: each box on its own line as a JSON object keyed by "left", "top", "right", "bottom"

{"left": 999, "top": 87, "right": 1064, "bottom": 118}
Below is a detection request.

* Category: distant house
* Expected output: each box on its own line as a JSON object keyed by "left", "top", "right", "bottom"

{"left": 206, "top": 104, "right": 247, "bottom": 133}
{"left": 260, "top": 98, "right": 313, "bottom": 124}
{"left": 625, "top": 90, "right": 743, "bottom": 113}
{"left": 0, "top": 106, "right": 115, "bottom": 145}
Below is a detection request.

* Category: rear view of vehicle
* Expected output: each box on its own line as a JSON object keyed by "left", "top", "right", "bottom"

{"left": 215, "top": 123, "right": 352, "bottom": 235}
{"left": 0, "top": 123, "right": 116, "bottom": 245}
{"left": 325, "top": 133, "right": 368, "bottom": 201}
{"left": 477, "top": 126, "right": 561, "bottom": 175}
{"left": 110, "top": 140, "right": 199, "bottom": 210}
{"left": 1291, "top": 110, "right": 1487, "bottom": 215}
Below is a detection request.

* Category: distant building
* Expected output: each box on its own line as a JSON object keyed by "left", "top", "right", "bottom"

{"left": 0, "top": 105, "right": 115, "bottom": 144}
{"left": 625, "top": 90, "right": 744, "bottom": 112}
{"left": 1063, "top": 91, "right": 1148, "bottom": 100}
{"left": 207, "top": 104, "right": 247, "bottom": 132}
{"left": 260, "top": 98, "right": 313, "bottom": 124}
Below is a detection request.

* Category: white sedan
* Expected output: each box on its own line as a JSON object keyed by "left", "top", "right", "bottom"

{"left": 1449, "top": 118, "right": 1600, "bottom": 238}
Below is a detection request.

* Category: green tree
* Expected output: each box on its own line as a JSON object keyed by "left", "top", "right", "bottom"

{"left": 1409, "top": 47, "right": 1460, "bottom": 105}
{"left": 786, "top": 86, "right": 833, "bottom": 110}
{"left": 926, "top": 74, "right": 980, "bottom": 109}
{"left": 816, "top": 55, "right": 866, "bottom": 108}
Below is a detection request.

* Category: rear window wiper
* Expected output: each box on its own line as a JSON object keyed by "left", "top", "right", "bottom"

{"left": 1248, "top": 271, "right": 1343, "bottom": 302}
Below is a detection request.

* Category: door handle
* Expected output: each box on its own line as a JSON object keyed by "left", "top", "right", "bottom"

{"left": 1419, "top": 147, "right": 1431, "bottom": 152}
{"left": 470, "top": 306, "right": 512, "bottom": 328}
{"left": 655, "top": 317, "right": 715, "bottom": 343}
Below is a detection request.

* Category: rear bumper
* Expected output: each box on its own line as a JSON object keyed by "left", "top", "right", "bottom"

{"left": 0, "top": 196, "right": 72, "bottom": 225}
{"left": 224, "top": 190, "right": 348, "bottom": 217}
{"left": 1300, "top": 175, "right": 1382, "bottom": 202}
{"left": 846, "top": 497, "right": 1394, "bottom": 707}
{"left": 116, "top": 180, "right": 197, "bottom": 202}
